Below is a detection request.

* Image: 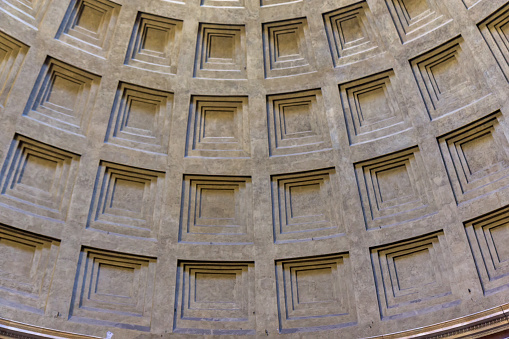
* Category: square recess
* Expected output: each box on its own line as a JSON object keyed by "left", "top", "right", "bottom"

{"left": 0, "top": 225, "right": 59, "bottom": 314}
{"left": 267, "top": 89, "right": 331, "bottom": 156}
{"left": 465, "top": 206, "right": 509, "bottom": 295}
{"left": 69, "top": 247, "right": 156, "bottom": 331}
{"left": 271, "top": 168, "right": 344, "bottom": 243}
{"left": 355, "top": 147, "right": 436, "bottom": 229}
{"left": 0, "top": 31, "right": 28, "bottom": 109}
{"left": 0, "top": 135, "right": 80, "bottom": 222}
{"left": 173, "top": 261, "right": 255, "bottom": 335}
{"left": 263, "top": 18, "right": 315, "bottom": 78}
{"left": 105, "top": 82, "right": 173, "bottom": 154}
{"left": 385, "top": 0, "right": 451, "bottom": 43}
{"left": 438, "top": 112, "right": 509, "bottom": 204}
{"left": 23, "top": 57, "right": 101, "bottom": 136}
{"left": 275, "top": 254, "right": 357, "bottom": 333}
{"left": 478, "top": 3, "right": 509, "bottom": 82}
{"left": 410, "top": 36, "right": 490, "bottom": 120}
{"left": 56, "top": 0, "right": 121, "bottom": 58}
{"left": 323, "top": 1, "right": 381, "bottom": 67}
{"left": 186, "top": 96, "right": 250, "bottom": 158}
{"left": 339, "top": 69, "right": 411, "bottom": 145}
{"left": 179, "top": 175, "right": 253, "bottom": 244}
{"left": 125, "top": 12, "right": 183, "bottom": 74}
{"left": 371, "top": 232, "right": 460, "bottom": 320}
{"left": 87, "top": 162, "right": 165, "bottom": 239}
{"left": 194, "top": 23, "right": 246, "bottom": 79}
{"left": 0, "top": 0, "right": 52, "bottom": 29}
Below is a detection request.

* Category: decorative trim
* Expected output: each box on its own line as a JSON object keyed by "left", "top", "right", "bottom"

{"left": 369, "top": 304, "right": 509, "bottom": 338}
{"left": 0, "top": 318, "right": 100, "bottom": 338}
{"left": 1, "top": 304, "right": 509, "bottom": 337}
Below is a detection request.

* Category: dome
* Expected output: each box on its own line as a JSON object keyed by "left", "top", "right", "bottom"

{"left": 0, "top": 0, "right": 509, "bottom": 338}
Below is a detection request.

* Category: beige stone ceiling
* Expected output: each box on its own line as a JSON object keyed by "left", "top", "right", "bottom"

{"left": 0, "top": 0, "right": 509, "bottom": 338}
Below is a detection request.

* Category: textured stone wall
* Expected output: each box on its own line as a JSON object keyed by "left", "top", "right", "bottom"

{"left": 0, "top": 0, "right": 508, "bottom": 337}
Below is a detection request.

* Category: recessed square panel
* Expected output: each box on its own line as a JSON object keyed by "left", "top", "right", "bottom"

{"left": 78, "top": 5, "right": 103, "bottom": 32}
{"left": 490, "top": 224, "right": 509, "bottom": 262}
{"left": 0, "top": 135, "right": 80, "bottom": 222}
{"left": 0, "top": 239, "right": 34, "bottom": 277}
{"left": 125, "top": 13, "right": 183, "bottom": 74}
{"left": 0, "top": 0, "right": 52, "bottom": 29}
{"left": 377, "top": 165, "right": 412, "bottom": 203}
{"left": 105, "top": 82, "right": 173, "bottom": 154}
{"left": 0, "top": 32, "right": 28, "bottom": 109}
{"left": 357, "top": 87, "right": 391, "bottom": 124}
{"left": 56, "top": 0, "right": 121, "bottom": 58}
{"left": 194, "top": 23, "right": 246, "bottom": 79}
{"left": 203, "top": 110, "right": 235, "bottom": 139}
{"left": 0, "top": 225, "right": 59, "bottom": 314}
{"left": 209, "top": 35, "right": 234, "bottom": 60}
{"left": 195, "top": 273, "right": 236, "bottom": 303}
{"left": 95, "top": 264, "right": 134, "bottom": 297}
{"left": 174, "top": 261, "right": 255, "bottom": 335}
{"left": 323, "top": 2, "right": 381, "bottom": 66}
{"left": 110, "top": 179, "right": 145, "bottom": 212}
{"left": 393, "top": 248, "right": 434, "bottom": 290}
{"left": 179, "top": 175, "right": 253, "bottom": 244}
{"left": 267, "top": 89, "right": 331, "bottom": 156}
{"left": 263, "top": 18, "right": 315, "bottom": 78}
{"left": 47, "top": 76, "right": 82, "bottom": 109}
{"left": 437, "top": 111, "right": 509, "bottom": 204}
{"left": 465, "top": 207, "right": 509, "bottom": 295}
{"left": 87, "top": 162, "right": 165, "bottom": 239}
{"left": 355, "top": 147, "right": 436, "bottom": 229}
{"left": 186, "top": 96, "right": 250, "bottom": 158}
{"left": 271, "top": 168, "right": 344, "bottom": 243}
{"left": 339, "top": 70, "right": 411, "bottom": 145}
{"left": 128, "top": 100, "right": 158, "bottom": 130}
{"left": 385, "top": 0, "right": 451, "bottom": 43}
{"left": 410, "top": 37, "right": 490, "bottom": 120}
{"left": 275, "top": 254, "right": 357, "bottom": 333}
{"left": 402, "top": 0, "right": 430, "bottom": 19}
{"left": 341, "top": 17, "right": 363, "bottom": 43}
{"left": 430, "top": 56, "right": 462, "bottom": 93}
{"left": 478, "top": 3, "right": 509, "bottom": 82}
{"left": 69, "top": 248, "right": 156, "bottom": 331}
{"left": 276, "top": 31, "right": 299, "bottom": 57}
{"left": 143, "top": 27, "right": 168, "bottom": 53}
{"left": 461, "top": 133, "right": 498, "bottom": 175}
{"left": 23, "top": 57, "right": 101, "bottom": 135}
{"left": 282, "top": 104, "right": 312, "bottom": 135}
{"left": 289, "top": 183, "right": 322, "bottom": 217}
{"left": 20, "top": 155, "right": 58, "bottom": 192}
{"left": 371, "top": 232, "right": 460, "bottom": 320}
